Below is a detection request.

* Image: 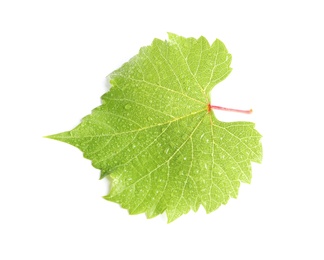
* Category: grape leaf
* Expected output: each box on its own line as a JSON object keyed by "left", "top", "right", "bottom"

{"left": 47, "top": 33, "right": 262, "bottom": 223}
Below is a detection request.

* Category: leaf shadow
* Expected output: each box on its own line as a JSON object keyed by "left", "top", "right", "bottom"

{"left": 106, "top": 175, "right": 113, "bottom": 194}
{"left": 104, "top": 76, "right": 111, "bottom": 92}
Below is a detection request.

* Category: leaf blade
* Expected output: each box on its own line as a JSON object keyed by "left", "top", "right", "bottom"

{"left": 49, "top": 33, "right": 262, "bottom": 222}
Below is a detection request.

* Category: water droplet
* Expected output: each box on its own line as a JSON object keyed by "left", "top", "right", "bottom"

{"left": 183, "top": 157, "right": 187, "bottom": 160}
{"left": 125, "top": 104, "right": 131, "bottom": 110}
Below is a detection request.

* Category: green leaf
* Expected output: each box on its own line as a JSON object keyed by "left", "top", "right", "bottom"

{"left": 47, "top": 33, "right": 262, "bottom": 223}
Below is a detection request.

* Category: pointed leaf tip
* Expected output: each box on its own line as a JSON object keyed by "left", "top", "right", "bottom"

{"left": 44, "top": 131, "right": 72, "bottom": 142}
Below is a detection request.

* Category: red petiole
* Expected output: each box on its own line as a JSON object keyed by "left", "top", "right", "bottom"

{"left": 208, "top": 104, "right": 252, "bottom": 114}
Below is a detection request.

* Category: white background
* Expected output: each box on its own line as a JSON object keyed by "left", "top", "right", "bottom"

{"left": 1, "top": 0, "right": 323, "bottom": 259}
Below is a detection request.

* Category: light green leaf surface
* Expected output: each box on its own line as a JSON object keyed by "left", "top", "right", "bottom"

{"left": 48, "top": 33, "right": 262, "bottom": 222}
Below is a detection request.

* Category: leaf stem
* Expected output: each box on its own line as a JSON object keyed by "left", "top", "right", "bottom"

{"left": 208, "top": 104, "right": 252, "bottom": 114}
